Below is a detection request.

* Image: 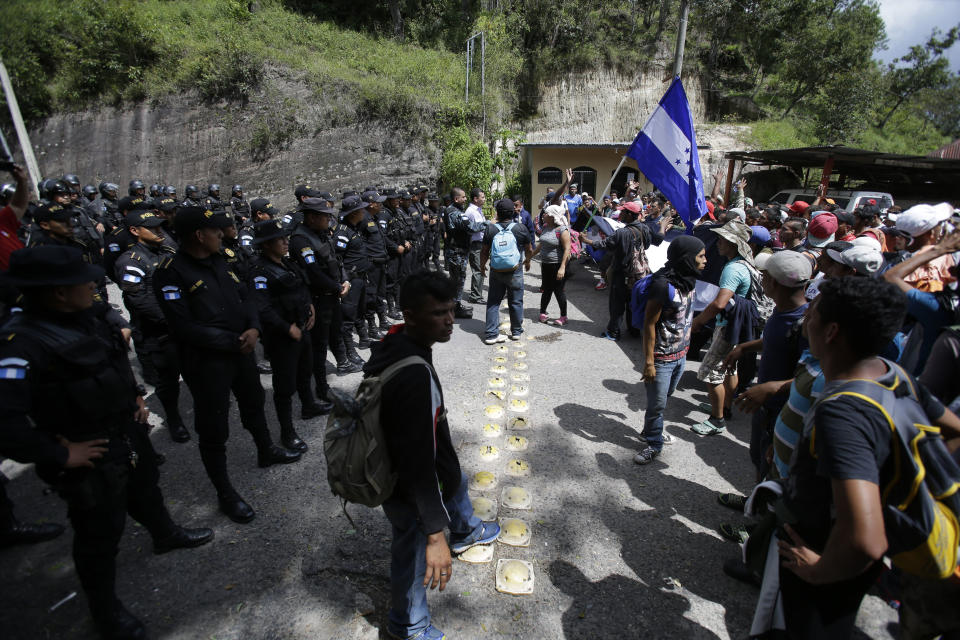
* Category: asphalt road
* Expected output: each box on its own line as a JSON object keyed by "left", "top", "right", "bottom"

{"left": 0, "top": 256, "right": 899, "bottom": 639}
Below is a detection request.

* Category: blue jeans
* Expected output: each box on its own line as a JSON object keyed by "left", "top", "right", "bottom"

{"left": 641, "top": 357, "right": 686, "bottom": 451}
{"left": 381, "top": 473, "right": 481, "bottom": 638}
{"left": 484, "top": 268, "right": 524, "bottom": 339}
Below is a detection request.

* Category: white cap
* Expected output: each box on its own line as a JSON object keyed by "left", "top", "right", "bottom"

{"left": 851, "top": 235, "right": 882, "bottom": 252}
{"left": 896, "top": 203, "right": 954, "bottom": 237}
{"left": 836, "top": 245, "right": 884, "bottom": 276}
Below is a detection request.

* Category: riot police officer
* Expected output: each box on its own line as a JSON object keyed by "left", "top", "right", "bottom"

{"left": 163, "top": 184, "right": 177, "bottom": 200}
{"left": 380, "top": 188, "right": 411, "bottom": 318}
{"left": 359, "top": 190, "right": 391, "bottom": 337}
{"left": 334, "top": 196, "right": 372, "bottom": 354}
{"left": 128, "top": 179, "right": 146, "bottom": 198}
{"left": 426, "top": 193, "right": 443, "bottom": 270}
{"left": 249, "top": 220, "right": 332, "bottom": 453}
{"left": 181, "top": 184, "right": 203, "bottom": 208}
{"left": 153, "top": 207, "right": 301, "bottom": 524}
{"left": 289, "top": 200, "right": 359, "bottom": 391}
{"left": 0, "top": 246, "right": 213, "bottom": 639}
{"left": 114, "top": 209, "right": 189, "bottom": 443}
{"left": 204, "top": 183, "right": 222, "bottom": 210}
{"left": 149, "top": 184, "right": 162, "bottom": 200}
{"left": 97, "top": 182, "right": 122, "bottom": 229}
{"left": 230, "top": 185, "right": 250, "bottom": 226}
{"left": 443, "top": 187, "right": 476, "bottom": 318}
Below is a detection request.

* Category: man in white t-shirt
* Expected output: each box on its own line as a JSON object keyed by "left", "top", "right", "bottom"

{"left": 465, "top": 188, "right": 487, "bottom": 303}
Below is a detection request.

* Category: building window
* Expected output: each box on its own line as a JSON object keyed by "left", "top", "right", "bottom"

{"left": 572, "top": 166, "right": 597, "bottom": 198}
{"left": 537, "top": 167, "right": 562, "bottom": 184}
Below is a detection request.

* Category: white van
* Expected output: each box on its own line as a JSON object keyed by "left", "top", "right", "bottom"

{"left": 769, "top": 189, "right": 894, "bottom": 212}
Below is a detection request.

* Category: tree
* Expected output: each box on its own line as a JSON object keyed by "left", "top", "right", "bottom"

{"left": 916, "top": 74, "right": 960, "bottom": 140}
{"left": 877, "top": 25, "right": 960, "bottom": 130}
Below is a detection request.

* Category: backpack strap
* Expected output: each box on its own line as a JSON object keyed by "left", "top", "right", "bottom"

{"left": 377, "top": 355, "right": 432, "bottom": 384}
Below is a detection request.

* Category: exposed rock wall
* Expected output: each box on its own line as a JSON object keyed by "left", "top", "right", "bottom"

{"left": 523, "top": 65, "right": 707, "bottom": 144}
{"left": 22, "top": 73, "right": 440, "bottom": 210}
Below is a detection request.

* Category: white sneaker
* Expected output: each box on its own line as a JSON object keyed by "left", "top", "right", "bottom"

{"left": 483, "top": 335, "right": 507, "bottom": 345}
{"left": 508, "top": 334, "right": 522, "bottom": 341}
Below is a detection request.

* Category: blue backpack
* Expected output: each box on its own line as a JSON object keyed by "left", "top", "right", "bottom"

{"left": 490, "top": 222, "right": 521, "bottom": 271}
{"left": 630, "top": 274, "right": 674, "bottom": 329}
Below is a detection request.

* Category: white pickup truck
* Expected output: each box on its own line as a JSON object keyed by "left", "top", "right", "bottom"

{"left": 769, "top": 189, "right": 894, "bottom": 212}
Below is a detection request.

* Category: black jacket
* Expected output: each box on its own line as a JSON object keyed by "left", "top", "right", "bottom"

{"left": 153, "top": 250, "right": 261, "bottom": 353}
{"left": 364, "top": 330, "right": 461, "bottom": 534}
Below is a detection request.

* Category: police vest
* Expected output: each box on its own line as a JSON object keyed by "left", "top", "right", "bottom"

{"left": 291, "top": 224, "right": 342, "bottom": 293}
{"left": 3, "top": 313, "right": 135, "bottom": 437}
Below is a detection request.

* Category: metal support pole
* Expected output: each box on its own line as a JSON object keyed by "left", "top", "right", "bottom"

{"left": 672, "top": 0, "right": 691, "bottom": 79}
{"left": 599, "top": 155, "right": 629, "bottom": 204}
{"left": 480, "top": 32, "right": 486, "bottom": 137}
{"left": 0, "top": 58, "right": 41, "bottom": 199}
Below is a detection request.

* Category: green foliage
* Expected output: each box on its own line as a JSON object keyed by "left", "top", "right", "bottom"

{"left": 748, "top": 119, "right": 816, "bottom": 150}
{"left": 248, "top": 96, "right": 305, "bottom": 161}
{"left": 436, "top": 110, "right": 493, "bottom": 195}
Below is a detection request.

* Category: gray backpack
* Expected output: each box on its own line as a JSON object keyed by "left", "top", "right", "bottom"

{"left": 324, "top": 355, "right": 430, "bottom": 511}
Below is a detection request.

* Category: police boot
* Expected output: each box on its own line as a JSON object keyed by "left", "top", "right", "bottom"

{"left": 167, "top": 420, "right": 190, "bottom": 443}
{"left": 92, "top": 598, "right": 146, "bottom": 640}
{"left": 378, "top": 310, "right": 394, "bottom": 329}
{"left": 275, "top": 398, "right": 308, "bottom": 453}
{"left": 201, "top": 449, "right": 256, "bottom": 524}
{"left": 343, "top": 335, "right": 365, "bottom": 365}
{"left": 256, "top": 443, "right": 302, "bottom": 469}
{"left": 152, "top": 526, "right": 215, "bottom": 555}
{"left": 331, "top": 340, "right": 362, "bottom": 374}
{"left": 357, "top": 324, "right": 371, "bottom": 350}
{"left": 366, "top": 317, "right": 386, "bottom": 340}
{"left": 0, "top": 517, "right": 65, "bottom": 548}
{"left": 386, "top": 296, "right": 403, "bottom": 320}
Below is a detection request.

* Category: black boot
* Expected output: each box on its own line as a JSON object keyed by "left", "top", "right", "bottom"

{"left": 378, "top": 310, "right": 393, "bottom": 329}
{"left": 200, "top": 449, "right": 255, "bottom": 524}
{"left": 301, "top": 400, "right": 333, "bottom": 419}
{"left": 275, "top": 398, "right": 308, "bottom": 453}
{"left": 0, "top": 518, "right": 65, "bottom": 548}
{"left": 356, "top": 324, "right": 371, "bottom": 350}
{"left": 454, "top": 302, "right": 473, "bottom": 319}
{"left": 336, "top": 361, "right": 362, "bottom": 375}
{"left": 167, "top": 420, "right": 191, "bottom": 443}
{"left": 153, "top": 526, "right": 215, "bottom": 554}
{"left": 217, "top": 490, "right": 255, "bottom": 524}
{"left": 92, "top": 599, "right": 146, "bottom": 640}
{"left": 367, "top": 317, "right": 385, "bottom": 340}
{"left": 257, "top": 444, "right": 302, "bottom": 468}
{"left": 386, "top": 296, "right": 403, "bottom": 320}
{"left": 343, "top": 334, "right": 365, "bottom": 365}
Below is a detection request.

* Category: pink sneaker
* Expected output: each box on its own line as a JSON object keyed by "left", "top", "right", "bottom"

{"left": 553, "top": 316, "right": 568, "bottom": 327}
{"left": 538, "top": 313, "right": 549, "bottom": 323}
{"left": 595, "top": 280, "right": 607, "bottom": 291}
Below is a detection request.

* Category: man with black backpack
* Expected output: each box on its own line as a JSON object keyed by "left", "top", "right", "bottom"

{"left": 364, "top": 270, "right": 499, "bottom": 640}
{"left": 580, "top": 202, "right": 668, "bottom": 341}
{"left": 479, "top": 198, "right": 534, "bottom": 344}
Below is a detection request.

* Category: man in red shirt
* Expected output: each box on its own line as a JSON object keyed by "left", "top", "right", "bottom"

{"left": 0, "top": 165, "right": 29, "bottom": 271}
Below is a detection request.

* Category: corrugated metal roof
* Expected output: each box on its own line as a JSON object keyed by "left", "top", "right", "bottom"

{"left": 928, "top": 139, "right": 960, "bottom": 160}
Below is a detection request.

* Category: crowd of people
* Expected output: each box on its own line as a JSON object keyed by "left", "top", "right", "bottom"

{"left": 0, "top": 157, "right": 959, "bottom": 640}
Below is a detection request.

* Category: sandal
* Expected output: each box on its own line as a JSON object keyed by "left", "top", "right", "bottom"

{"left": 691, "top": 418, "right": 725, "bottom": 436}
{"left": 717, "top": 492, "right": 747, "bottom": 512}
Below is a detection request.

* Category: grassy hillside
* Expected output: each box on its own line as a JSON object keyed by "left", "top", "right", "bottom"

{"left": 0, "top": 0, "right": 484, "bottom": 129}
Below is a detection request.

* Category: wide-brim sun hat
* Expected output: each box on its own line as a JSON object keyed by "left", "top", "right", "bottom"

{"left": 710, "top": 220, "right": 755, "bottom": 264}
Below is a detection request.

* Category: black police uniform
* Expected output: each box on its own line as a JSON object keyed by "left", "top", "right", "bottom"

{"left": 289, "top": 219, "right": 356, "bottom": 388}
{"left": 221, "top": 238, "right": 252, "bottom": 283}
{"left": 153, "top": 219, "right": 299, "bottom": 522}
{"left": 333, "top": 216, "right": 371, "bottom": 351}
{"left": 376, "top": 203, "right": 404, "bottom": 319}
{"left": 232, "top": 196, "right": 251, "bottom": 226}
{"left": 250, "top": 246, "right": 327, "bottom": 451}
{"left": 0, "top": 250, "right": 212, "bottom": 637}
{"left": 358, "top": 209, "right": 389, "bottom": 334}
{"left": 407, "top": 200, "right": 426, "bottom": 268}
{"left": 115, "top": 238, "right": 188, "bottom": 442}
{"left": 99, "top": 196, "right": 123, "bottom": 230}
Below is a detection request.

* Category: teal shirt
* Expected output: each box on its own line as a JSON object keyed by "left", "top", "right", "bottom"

{"left": 716, "top": 257, "right": 752, "bottom": 327}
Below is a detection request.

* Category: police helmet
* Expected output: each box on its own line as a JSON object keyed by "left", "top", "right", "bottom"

{"left": 149, "top": 183, "right": 161, "bottom": 197}
{"left": 99, "top": 182, "right": 119, "bottom": 199}
{"left": 82, "top": 184, "right": 97, "bottom": 199}
{"left": 163, "top": 185, "right": 177, "bottom": 197}
{"left": 128, "top": 179, "right": 145, "bottom": 196}
{"left": 61, "top": 173, "right": 81, "bottom": 192}
{"left": 231, "top": 184, "right": 243, "bottom": 197}
{"left": 0, "top": 183, "right": 15, "bottom": 203}
{"left": 207, "top": 183, "right": 220, "bottom": 197}
{"left": 49, "top": 180, "right": 71, "bottom": 197}
{"left": 185, "top": 184, "right": 199, "bottom": 198}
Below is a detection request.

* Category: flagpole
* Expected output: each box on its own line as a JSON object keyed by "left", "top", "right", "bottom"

{"left": 599, "top": 155, "right": 627, "bottom": 203}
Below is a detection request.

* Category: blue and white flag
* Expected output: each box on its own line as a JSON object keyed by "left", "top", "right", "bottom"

{"left": 626, "top": 76, "right": 706, "bottom": 230}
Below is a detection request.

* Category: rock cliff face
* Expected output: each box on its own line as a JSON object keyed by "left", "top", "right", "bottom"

{"left": 24, "top": 73, "right": 440, "bottom": 209}
{"left": 523, "top": 65, "right": 707, "bottom": 144}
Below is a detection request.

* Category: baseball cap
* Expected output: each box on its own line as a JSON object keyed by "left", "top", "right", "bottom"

{"left": 831, "top": 245, "right": 883, "bottom": 276}
{"left": 807, "top": 213, "right": 838, "bottom": 247}
{"left": 495, "top": 198, "right": 515, "bottom": 218}
{"left": 340, "top": 195, "right": 367, "bottom": 216}
{"left": 0, "top": 246, "right": 103, "bottom": 287}
{"left": 250, "top": 198, "right": 275, "bottom": 215}
{"left": 174, "top": 206, "right": 233, "bottom": 236}
{"left": 33, "top": 204, "right": 73, "bottom": 223}
{"left": 762, "top": 250, "right": 813, "bottom": 287}
{"left": 895, "top": 203, "right": 954, "bottom": 238}
{"left": 834, "top": 210, "right": 856, "bottom": 226}
{"left": 788, "top": 200, "right": 809, "bottom": 214}
{"left": 361, "top": 190, "right": 387, "bottom": 204}
{"left": 301, "top": 199, "right": 337, "bottom": 216}
{"left": 851, "top": 235, "right": 882, "bottom": 252}
{"left": 618, "top": 201, "right": 643, "bottom": 214}
{"left": 749, "top": 225, "right": 772, "bottom": 247}
{"left": 125, "top": 210, "right": 165, "bottom": 228}
{"left": 728, "top": 207, "right": 746, "bottom": 223}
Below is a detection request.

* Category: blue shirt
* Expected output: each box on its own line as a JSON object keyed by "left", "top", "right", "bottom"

{"left": 563, "top": 194, "right": 582, "bottom": 223}
{"left": 757, "top": 303, "right": 808, "bottom": 412}
{"left": 905, "top": 288, "right": 953, "bottom": 373}
{"left": 716, "top": 257, "right": 752, "bottom": 327}
{"left": 514, "top": 207, "right": 535, "bottom": 237}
